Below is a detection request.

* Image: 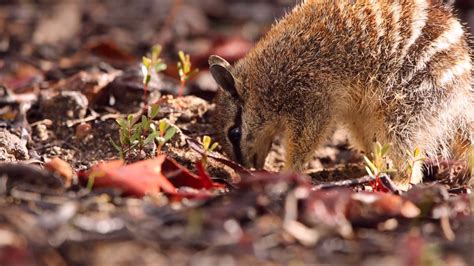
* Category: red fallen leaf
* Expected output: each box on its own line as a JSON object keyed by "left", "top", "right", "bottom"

{"left": 195, "top": 160, "right": 217, "bottom": 189}
{"left": 161, "top": 157, "right": 223, "bottom": 190}
{"left": 81, "top": 157, "right": 175, "bottom": 197}
{"left": 80, "top": 155, "right": 224, "bottom": 198}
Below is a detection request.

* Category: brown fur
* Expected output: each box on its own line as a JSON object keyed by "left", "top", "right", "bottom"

{"left": 210, "top": 0, "right": 473, "bottom": 188}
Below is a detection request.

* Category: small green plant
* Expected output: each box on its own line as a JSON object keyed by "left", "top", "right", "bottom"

{"left": 364, "top": 142, "right": 397, "bottom": 192}
{"left": 111, "top": 104, "right": 176, "bottom": 160}
{"left": 111, "top": 114, "right": 139, "bottom": 160}
{"left": 364, "top": 142, "right": 397, "bottom": 178}
{"left": 141, "top": 44, "right": 167, "bottom": 107}
{"left": 177, "top": 51, "right": 199, "bottom": 97}
{"left": 405, "top": 147, "right": 425, "bottom": 178}
{"left": 201, "top": 135, "right": 218, "bottom": 167}
{"left": 147, "top": 119, "right": 178, "bottom": 155}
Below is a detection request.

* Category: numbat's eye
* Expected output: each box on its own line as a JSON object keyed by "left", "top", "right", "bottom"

{"left": 228, "top": 126, "right": 241, "bottom": 144}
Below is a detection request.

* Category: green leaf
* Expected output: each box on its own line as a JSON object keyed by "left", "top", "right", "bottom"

{"left": 365, "top": 166, "right": 374, "bottom": 177}
{"left": 151, "top": 45, "right": 162, "bottom": 61}
{"left": 178, "top": 51, "right": 185, "bottom": 64}
{"left": 375, "top": 142, "right": 382, "bottom": 156}
{"left": 155, "top": 62, "right": 167, "bottom": 73}
{"left": 209, "top": 142, "right": 218, "bottom": 152}
{"left": 110, "top": 137, "right": 122, "bottom": 153}
{"left": 164, "top": 126, "right": 177, "bottom": 142}
{"left": 184, "top": 62, "right": 190, "bottom": 74}
{"left": 141, "top": 115, "right": 151, "bottom": 132}
{"left": 127, "top": 114, "right": 134, "bottom": 125}
{"left": 363, "top": 156, "right": 378, "bottom": 175}
{"left": 132, "top": 122, "right": 142, "bottom": 130}
{"left": 148, "top": 104, "right": 160, "bottom": 119}
{"left": 130, "top": 125, "right": 142, "bottom": 143}
{"left": 413, "top": 147, "right": 420, "bottom": 158}
{"left": 119, "top": 131, "right": 128, "bottom": 146}
{"left": 144, "top": 131, "right": 159, "bottom": 145}
{"left": 159, "top": 120, "right": 169, "bottom": 135}
{"left": 142, "top": 56, "right": 151, "bottom": 68}
{"left": 202, "top": 135, "right": 211, "bottom": 151}
{"left": 381, "top": 143, "right": 391, "bottom": 157}
{"left": 116, "top": 118, "right": 127, "bottom": 128}
{"left": 141, "top": 115, "right": 149, "bottom": 130}
{"left": 178, "top": 64, "right": 184, "bottom": 78}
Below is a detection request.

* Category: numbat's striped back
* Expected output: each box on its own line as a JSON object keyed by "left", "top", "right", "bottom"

{"left": 259, "top": 0, "right": 473, "bottom": 89}
{"left": 210, "top": 0, "right": 473, "bottom": 187}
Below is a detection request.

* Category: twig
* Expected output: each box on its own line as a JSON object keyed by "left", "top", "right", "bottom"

{"left": 66, "top": 109, "right": 100, "bottom": 127}
{"left": 312, "top": 175, "right": 376, "bottom": 190}
{"left": 186, "top": 138, "right": 253, "bottom": 176}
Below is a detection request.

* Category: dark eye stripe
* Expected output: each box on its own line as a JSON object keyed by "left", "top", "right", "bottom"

{"left": 230, "top": 107, "right": 243, "bottom": 164}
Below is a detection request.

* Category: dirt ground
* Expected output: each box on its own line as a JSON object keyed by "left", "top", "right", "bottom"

{"left": 1, "top": 0, "right": 473, "bottom": 265}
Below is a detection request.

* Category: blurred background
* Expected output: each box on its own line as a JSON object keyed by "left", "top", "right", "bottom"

{"left": 1, "top": 0, "right": 473, "bottom": 95}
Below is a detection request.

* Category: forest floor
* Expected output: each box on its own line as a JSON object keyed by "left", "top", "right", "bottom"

{"left": 1, "top": 1, "right": 473, "bottom": 265}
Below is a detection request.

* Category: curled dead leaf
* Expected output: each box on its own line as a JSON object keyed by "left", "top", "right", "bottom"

{"left": 44, "top": 157, "right": 74, "bottom": 188}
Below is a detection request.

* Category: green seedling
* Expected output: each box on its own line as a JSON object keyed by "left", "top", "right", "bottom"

{"left": 364, "top": 142, "right": 397, "bottom": 178}
{"left": 111, "top": 103, "right": 176, "bottom": 160}
{"left": 177, "top": 50, "right": 199, "bottom": 97}
{"left": 405, "top": 147, "right": 425, "bottom": 178}
{"left": 148, "top": 119, "right": 177, "bottom": 155}
{"left": 141, "top": 44, "right": 167, "bottom": 107}
{"left": 112, "top": 114, "right": 138, "bottom": 160}
{"left": 363, "top": 142, "right": 397, "bottom": 192}
{"left": 201, "top": 135, "right": 218, "bottom": 167}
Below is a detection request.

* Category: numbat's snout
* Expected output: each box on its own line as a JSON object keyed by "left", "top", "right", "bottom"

{"left": 210, "top": 0, "right": 473, "bottom": 188}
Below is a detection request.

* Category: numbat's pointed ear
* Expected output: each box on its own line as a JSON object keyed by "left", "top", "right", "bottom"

{"left": 209, "top": 55, "right": 238, "bottom": 97}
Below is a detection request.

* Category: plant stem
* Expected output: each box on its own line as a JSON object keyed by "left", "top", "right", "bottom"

{"left": 156, "top": 143, "right": 163, "bottom": 156}
{"left": 127, "top": 125, "right": 132, "bottom": 159}
{"left": 143, "top": 84, "right": 148, "bottom": 109}
{"left": 178, "top": 78, "right": 185, "bottom": 97}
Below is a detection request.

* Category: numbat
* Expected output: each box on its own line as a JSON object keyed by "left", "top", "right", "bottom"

{"left": 209, "top": 0, "right": 473, "bottom": 188}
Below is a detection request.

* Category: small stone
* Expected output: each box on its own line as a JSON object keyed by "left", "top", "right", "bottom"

{"left": 0, "top": 128, "right": 29, "bottom": 162}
